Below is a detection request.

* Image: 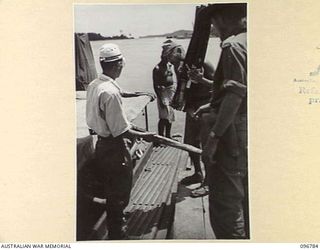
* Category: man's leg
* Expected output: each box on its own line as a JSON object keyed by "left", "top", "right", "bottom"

{"left": 207, "top": 117, "right": 248, "bottom": 239}
{"left": 165, "top": 120, "right": 172, "bottom": 138}
{"left": 207, "top": 161, "right": 246, "bottom": 239}
{"left": 189, "top": 151, "right": 211, "bottom": 197}
{"left": 199, "top": 112, "right": 216, "bottom": 186}
{"left": 106, "top": 164, "right": 132, "bottom": 240}
{"left": 189, "top": 112, "right": 216, "bottom": 197}
{"left": 158, "top": 119, "right": 166, "bottom": 136}
{"left": 190, "top": 152, "right": 202, "bottom": 177}
{"left": 96, "top": 137, "right": 132, "bottom": 240}
{"left": 181, "top": 112, "right": 203, "bottom": 185}
{"left": 106, "top": 198, "right": 129, "bottom": 240}
{"left": 181, "top": 152, "right": 203, "bottom": 186}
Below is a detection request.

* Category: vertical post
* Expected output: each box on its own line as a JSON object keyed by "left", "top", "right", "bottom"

{"left": 144, "top": 106, "right": 149, "bottom": 131}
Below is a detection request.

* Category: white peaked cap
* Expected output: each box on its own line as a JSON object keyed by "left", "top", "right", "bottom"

{"left": 99, "top": 43, "right": 123, "bottom": 62}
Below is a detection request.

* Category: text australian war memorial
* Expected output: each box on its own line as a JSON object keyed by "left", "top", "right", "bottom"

{"left": 75, "top": 3, "right": 248, "bottom": 240}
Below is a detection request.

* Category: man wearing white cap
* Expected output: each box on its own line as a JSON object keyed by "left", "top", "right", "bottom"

{"left": 86, "top": 43, "right": 155, "bottom": 240}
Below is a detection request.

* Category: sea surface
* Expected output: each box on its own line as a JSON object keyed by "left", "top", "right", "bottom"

{"left": 90, "top": 37, "right": 221, "bottom": 135}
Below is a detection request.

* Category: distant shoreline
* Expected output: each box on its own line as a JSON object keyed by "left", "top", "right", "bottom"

{"left": 79, "top": 29, "right": 202, "bottom": 41}
{"left": 90, "top": 36, "right": 192, "bottom": 42}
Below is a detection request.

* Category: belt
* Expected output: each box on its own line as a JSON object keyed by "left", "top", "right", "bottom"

{"left": 89, "top": 129, "right": 113, "bottom": 140}
{"left": 97, "top": 135, "right": 113, "bottom": 141}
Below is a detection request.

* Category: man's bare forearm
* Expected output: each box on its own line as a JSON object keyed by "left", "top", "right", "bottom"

{"left": 121, "top": 91, "right": 155, "bottom": 101}
{"left": 121, "top": 91, "right": 140, "bottom": 98}
{"left": 198, "top": 77, "right": 214, "bottom": 87}
{"left": 122, "top": 128, "right": 155, "bottom": 142}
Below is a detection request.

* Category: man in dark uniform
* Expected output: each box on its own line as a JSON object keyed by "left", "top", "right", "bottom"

{"left": 194, "top": 4, "right": 249, "bottom": 238}
{"left": 86, "top": 43, "right": 155, "bottom": 240}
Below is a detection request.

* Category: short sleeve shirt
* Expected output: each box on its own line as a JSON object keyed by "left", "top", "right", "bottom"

{"left": 86, "top": 74, "right": 131, "bottom": 137}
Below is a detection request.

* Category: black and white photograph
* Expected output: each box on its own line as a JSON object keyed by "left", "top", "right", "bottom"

{"left": 3, "top": 0, "right": 320, "bottom": 246}
{"left": 75, "top": 3, "right": 248, "bottom": 241}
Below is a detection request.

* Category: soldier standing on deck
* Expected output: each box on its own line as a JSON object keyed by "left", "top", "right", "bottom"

{"left": 194, "top": 4, "right": 249, "bottom": 239}
{"left": 86, "top": 43, "right": 155, "bottom": 240}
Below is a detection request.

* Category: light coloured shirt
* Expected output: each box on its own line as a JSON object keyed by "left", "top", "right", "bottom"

{"left": 86, "top": 74, "right": 131, "bottom": 137}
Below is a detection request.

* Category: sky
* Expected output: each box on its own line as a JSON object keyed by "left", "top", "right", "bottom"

{"left": 74, "top": 4, "right": 199, "bottom": 37}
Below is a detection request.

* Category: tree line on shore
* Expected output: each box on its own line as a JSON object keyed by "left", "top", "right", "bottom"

{"left": 84, "top": 32, "right": 134, "bottom": 41}
{"left": 78, "top": 27, "right": 218, "bottom": 41}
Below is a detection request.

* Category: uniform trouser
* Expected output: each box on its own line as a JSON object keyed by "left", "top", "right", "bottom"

{"left": 95, "top": 136, "right": 132, "bottom": 240}
{"left": 202, "top": 112, "right": 249, "bottom": 239}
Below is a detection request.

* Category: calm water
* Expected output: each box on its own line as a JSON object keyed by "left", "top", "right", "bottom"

{"left": 90, "top": 37, "right": 221, "bottom": 134}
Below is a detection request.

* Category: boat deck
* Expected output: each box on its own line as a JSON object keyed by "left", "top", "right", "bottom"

{"left": 85, "top": 142, "right": 215, "bottom": 240}
{"left": 126, "top": 143, "right": 215, "bottom": 240}
{"left": 125, "top": 144, "right": 187, "bottom": 239}
{"left": 173, "top": 158, "right": 215, "bottom": 239}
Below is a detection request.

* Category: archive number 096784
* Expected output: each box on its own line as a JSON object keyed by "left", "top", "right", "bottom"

{"left": 300, "top": 244, "right": 319, "bottom": 249}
